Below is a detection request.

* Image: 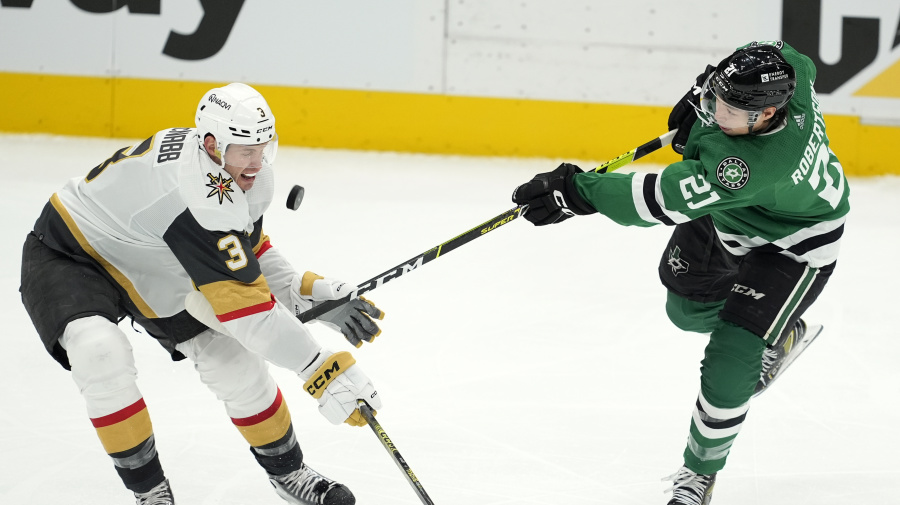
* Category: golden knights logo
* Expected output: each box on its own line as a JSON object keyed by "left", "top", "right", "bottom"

{"left": 716, "top": 157, "right": 750, "bottom": 190}
{"left": 668, "top": 245, "right": 690, "bottom": 276}
{"left": 206, "top": 173, "right": 235, "bottom": 204}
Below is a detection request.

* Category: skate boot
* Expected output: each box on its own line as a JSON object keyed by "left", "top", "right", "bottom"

{"left": 663, "top": 466, "right": 716, "bottom": 505}
{"left": 269, "top": 463, "right": 355, "bottom": 505}
{"left": 134, "top": 478, "right": 175, "bottom": 505}
{"left": 754, "top": 318, "right": 808, "bottom": 396}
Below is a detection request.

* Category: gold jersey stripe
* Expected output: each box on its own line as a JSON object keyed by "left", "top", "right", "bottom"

{"left": 49, "top": 193, "right": 158, "bottom": 318}
{"left": 252, "top": 232, "right": 271, "bottom": 256}
{"left": 197, "top": 275, "right": 272, "bottom": 316}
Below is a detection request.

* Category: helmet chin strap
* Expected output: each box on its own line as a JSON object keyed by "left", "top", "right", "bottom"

{"left": 745, "top": 111, "right": 760, "bottom": 135}
{"left": 201, "top": 134, "right": 227, "bottom": 168}
{"left": 213, "top": 142, "right": 226, "bottom": 168}
{"left": 747, "top": 108, "right": 786, "bottom": 136}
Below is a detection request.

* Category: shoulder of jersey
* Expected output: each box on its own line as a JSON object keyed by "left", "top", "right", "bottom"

{"left": 175, "top": 135, "right": 251, "bottom": 233}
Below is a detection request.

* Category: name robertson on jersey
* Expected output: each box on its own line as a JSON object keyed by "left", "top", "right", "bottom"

{"left": 157, "top": 127, "right": 191, "bottom": 163}
{"left": 791, "top": 85, "right": 827, "bottom": 185}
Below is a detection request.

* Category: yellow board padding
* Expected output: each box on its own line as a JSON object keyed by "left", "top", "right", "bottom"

{"left": 854, "top": 57, "right": 900, "bottom": 98}
{"left": 823, "top": 115, "right": 900, "bottom": 177}
{"left": 0, "top": 73, "right": 115, "bottom": 136}
{"left": 2, "top": 72, "right": 898, "bottom": 176}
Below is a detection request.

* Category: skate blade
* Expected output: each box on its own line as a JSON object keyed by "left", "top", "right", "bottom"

{"left": 752, "top": 324, "right": 823, "bottom": 398}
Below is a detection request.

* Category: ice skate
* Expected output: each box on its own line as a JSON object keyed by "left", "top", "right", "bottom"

{"left": 269, "top": 463, "right": 355, "bottom": 505}
{"left": 754, "top": 318, "right": 823, "bottom": 397}
{"left": 663, "top": 466, "right": 716, "bottom": 505}
{"left": 134, "top": 478, "right": 174, "bottom": 505}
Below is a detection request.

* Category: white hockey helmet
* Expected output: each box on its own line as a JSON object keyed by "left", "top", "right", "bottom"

{"left": 195, "top": 83, "right": 277, "bottom": 168}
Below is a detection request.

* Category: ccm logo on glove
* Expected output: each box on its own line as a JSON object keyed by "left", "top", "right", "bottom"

{"left": 304, "top": 351, "right": 356, "bottom": 398}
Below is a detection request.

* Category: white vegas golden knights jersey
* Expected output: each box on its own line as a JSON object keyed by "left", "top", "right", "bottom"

{"left": 34, "top": 127, "right": 319, "bottom": 370}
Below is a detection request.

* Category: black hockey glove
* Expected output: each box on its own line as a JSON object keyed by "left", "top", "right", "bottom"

{"left": 511, "top": 163, "right": 596, "bottom": 226}
{"left": 668, "top": 64, "right": 715, "bottom": 154}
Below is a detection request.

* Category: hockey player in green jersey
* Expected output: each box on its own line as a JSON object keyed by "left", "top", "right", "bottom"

{"left": 511, "top": 41, "right": 849, "bottom": 504}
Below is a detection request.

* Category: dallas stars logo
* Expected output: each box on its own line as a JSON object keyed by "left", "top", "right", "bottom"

{"left": 668, "top": 245, "right": 690, "bottom": 276}
{"left": 206, "top": 172, "right": 235, "bottom": 204}
{"left": 716, "top": 157, "right": 750, "bottom": 190}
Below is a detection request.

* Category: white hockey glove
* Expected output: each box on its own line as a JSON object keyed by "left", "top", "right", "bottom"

{"left": 299, "top": 350, "right": 381, "bottom": 427}
{"left": 290, "top": 271, "right": 384, "bottom": 348}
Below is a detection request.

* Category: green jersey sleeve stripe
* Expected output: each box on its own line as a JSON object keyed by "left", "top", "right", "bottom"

{"left": 632, "top": 172, "right": 691, "bottom": 226}
{"left": 641, "top": 174, "right": 677, "bottom": 226}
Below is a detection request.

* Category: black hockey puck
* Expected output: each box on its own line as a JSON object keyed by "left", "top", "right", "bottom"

{"left": 286, "top": 185, "right": 305, "bottom": 210}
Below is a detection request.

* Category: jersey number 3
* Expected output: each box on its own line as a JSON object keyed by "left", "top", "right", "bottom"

{"left": 218, "top": 235, "right": 248, "bottom": 271}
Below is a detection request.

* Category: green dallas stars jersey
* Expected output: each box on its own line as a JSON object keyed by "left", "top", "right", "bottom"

{"left": 573, "top": 41, "right": 849, "bottom": 268}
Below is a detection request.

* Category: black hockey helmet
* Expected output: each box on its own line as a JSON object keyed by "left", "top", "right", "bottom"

{"left": 709, "top": 43, "right": 796, "bottom": 112}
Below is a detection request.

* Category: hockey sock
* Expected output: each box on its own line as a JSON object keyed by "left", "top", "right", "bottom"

{"left": 249, "top": 425, "right": 304, "bottom": 476}
{"left": 91, "top": 398, "right": 165, "bottom": 493}
{"left": 683, "top": 321, "right": 765, "bottom": 474}
{"left": 231, "top": 388, "right": 303, "bottom": 475}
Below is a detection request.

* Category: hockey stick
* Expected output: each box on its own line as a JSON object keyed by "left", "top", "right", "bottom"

{"left": 357, "top": 400, "right": 435, "bottom": 505}
{"left": 183, "top": 294, "right": 435, "bottom": 503}
{"left": 296, "top": 129, "right": 676, "bottom": 323}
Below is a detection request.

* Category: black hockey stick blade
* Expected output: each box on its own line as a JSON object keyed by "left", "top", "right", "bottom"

{"left": 296, "top": 131, "right": 674, "bottom": 323}
{"left": 358, "top": 400, "right": 435, "bottom": 505}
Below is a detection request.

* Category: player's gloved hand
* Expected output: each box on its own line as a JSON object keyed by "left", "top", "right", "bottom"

{"left": 668, "top": 64, "right": 715, "bottom": 154}
{"left": 511, "top": 163, "right": 596, "bottom": 226}
{"left": 300, "top": 350, "right": 381, "bottom": 427}
{"left": 291, "top": 272, "right": 384, "bottom": 348}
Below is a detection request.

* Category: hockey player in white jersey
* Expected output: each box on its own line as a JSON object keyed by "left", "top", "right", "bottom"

{"left": 20, "top": 83, "right": 384, "bottom": 505}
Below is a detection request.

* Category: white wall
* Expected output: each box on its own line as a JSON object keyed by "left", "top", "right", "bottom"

{"left": 1, "top": 0, "right": 898, "bottom": 122}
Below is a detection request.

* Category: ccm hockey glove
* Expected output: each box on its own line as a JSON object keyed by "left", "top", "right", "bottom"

{"left": 512, "top": 163, "right": 596, "bottom": 226}
{"left": 291, "top": 272, "right": 384, "bottom": 347}
{"left": 300, "top": 350, "right": 381, "bottom": 427}
{"left": 668, "top": 64, "right": 715, "bottom": 154}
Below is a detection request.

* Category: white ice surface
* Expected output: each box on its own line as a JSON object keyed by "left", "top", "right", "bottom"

{"left": 1, "top": 134, "right": 898, "bottom": 504}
